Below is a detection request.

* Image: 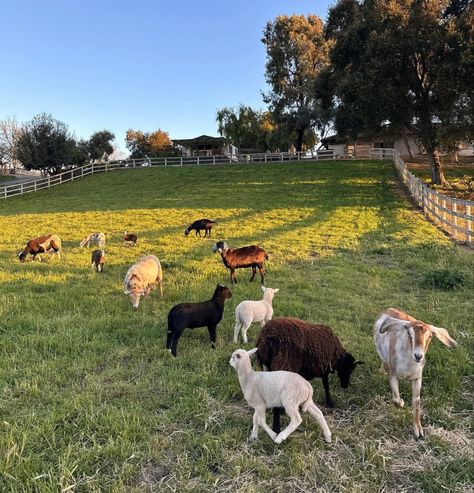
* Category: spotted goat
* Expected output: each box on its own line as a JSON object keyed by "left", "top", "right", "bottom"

{"left": 18, "top": 234, "right": 62, "bottom": 262}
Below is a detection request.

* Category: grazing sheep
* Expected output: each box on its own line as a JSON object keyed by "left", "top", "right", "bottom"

{"left": 229, "top": 348, "right": 332, "bottom": 444}
{"left": 123, "top": 231, "right": 138, "bottom": 246}
{"left": 166, "top": 284, "right": 232, "bottom": 357}
{"left": 91, "top": 249, "right": 105, "bottom": 272}
{"left": 211, "top": 241, "right": 268, "bottom": 284}
{"left": 80, "top": 232, "right": 106, "bottom": 248}
{"left": 256, "top": 317, "right": 362, "bottom": 433}
{"left": 123, "top": 255, "right": 163, "bottom": 309}
{"left": 18, "top": 234, "right": 62, "bottom": 262}
{"left": 185, "top": 218, "right": 216, "bottom": 237}
{"left": 374, "top": 308, "right": 458, "bottom": 439}
{"left": 234, "top": 286, "right": 279, "bottom": 343}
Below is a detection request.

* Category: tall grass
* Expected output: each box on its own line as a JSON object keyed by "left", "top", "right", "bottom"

{"left": 0, "top": 161, "right": 472, "bottom": 492}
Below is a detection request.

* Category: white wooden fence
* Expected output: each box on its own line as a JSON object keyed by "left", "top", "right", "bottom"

{"left": 1, "top": 147, "right": 472, "bottom": 246}
{"left": 0, "top": 150, "right": 336, "bottom": 199}
{"left": 370, "top": 148, "right": 473, "bottom": 246}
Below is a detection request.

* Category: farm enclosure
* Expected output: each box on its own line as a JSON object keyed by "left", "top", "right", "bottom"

{"left": 0, "top": 160, "right": 472, "bottom": 492}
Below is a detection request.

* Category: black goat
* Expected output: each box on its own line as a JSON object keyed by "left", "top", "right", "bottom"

{"left": 91, "top": 249, "right": 105, "bottom": 272}
{"left": 166, "top": 285, "right": 232, "bottom": 357}
{"left": 184, "top": 218, "right": 216, "bottom": 237}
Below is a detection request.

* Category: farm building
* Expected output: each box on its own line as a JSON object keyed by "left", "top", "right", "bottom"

{"left": 172, "top": 135, "right": 238, "bottom": 157}
{"left": 321, "top": 130, "right": 474, "bottom": 158}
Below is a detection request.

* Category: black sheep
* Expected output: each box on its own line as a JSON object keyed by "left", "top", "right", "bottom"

{"left": 166, "top": 284, "right": 232, "bottom": 357}
{"left": 184, "top": 218, "right": 216, "bottom": 238}
{"left": 256, "top": 317, "right": 362, "bottom": 433}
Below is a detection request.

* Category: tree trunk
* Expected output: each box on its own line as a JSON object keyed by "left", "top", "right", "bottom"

{"left": 403, "top": 128, "right": 414, "bottom": 159}
{"left": 295, "top": 129, "right": 305, "bottom": 152}
{"left": 428, "top": 147, "right": 448, "bottom": 186}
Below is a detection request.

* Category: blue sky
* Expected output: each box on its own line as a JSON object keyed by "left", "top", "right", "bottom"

{"left": 0, "top": 1, "right": 332, "bottom": 150}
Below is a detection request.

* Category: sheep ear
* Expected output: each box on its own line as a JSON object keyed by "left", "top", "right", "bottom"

{"left": 247, "top": 348, "right": 258, "bottom": 358}
{"left": 261, "top": 286, "right": 266, "bottom": 293}
{"left": 273, "top": 288, "right": 279, "bottom": 293}
{"left": 379, "top": 317, "right": 409, "bottom": 334}
{"left": 123, "top": 289, "right": 130, "bottom": 295}
{"left": 429, "top": 325, "right": 458, "bottom": 348}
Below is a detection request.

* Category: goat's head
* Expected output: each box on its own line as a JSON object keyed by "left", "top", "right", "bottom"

{"left": 18, "top": 250, "right": 27, "bottom": 263}
{"left": 212, "top": 241, "right": 228, "bottom": 254}
{"left": 335, "top": 353, "right": 362, "bottom": 388}
{"left": 380, "top": 316, "right": 458, "bottom": 364}
{"left": 184, "top": 227, "right": 191, "bottom": 236}
{"left": 229, "top": 348, "right": 257, "bottom": 369}
{"left": 261, "top": 286, "right": 279, "bottom": 301}
{"left": 213, "top": 284, "right": 232, "bottom": 300}
{"left": 124, "top": 277, "right": 145, "bottom": 309}
{"left": 79, "top": 237, "right": 88, "bottom": 247}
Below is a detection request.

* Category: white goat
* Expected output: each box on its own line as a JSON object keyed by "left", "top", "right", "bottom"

{"left": 123, "top": 255, "right": 163, "bottom": 309}
{"left": 229, "top": 348, "right": 332, "bottom": 444}
{"left": 234, "top": 287, "right": 279, "bottom": 343}
{"left": 80, "top": 232, "right": 106, "bottom": 248}
{"left": 374, "top": 308, "right": 458, "bottom": 439}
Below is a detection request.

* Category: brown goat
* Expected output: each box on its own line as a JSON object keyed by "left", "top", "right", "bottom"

{"left": 18, "top": 234, "right": 62, "bottom": 262}
{"left": 211, "top": 241, "right": 268, "bottom": 284}
{"left": 91, "top": 249, "right": 105, "bottom": 272}
{"left": 123, "top": 231, "right": 137, "bottom": 246}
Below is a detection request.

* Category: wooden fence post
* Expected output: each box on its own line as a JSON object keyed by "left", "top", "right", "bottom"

{"left": 180, "top": 157, "right": 183, "bottom": 166}
{"left": 452, "top": 202, "right": 458, "bottom": 239}
{"left": 467, "top": 205, "right": 472, "bottom": 245}
{"left": 47, "top": 176, "right": 51, "bottom": 188}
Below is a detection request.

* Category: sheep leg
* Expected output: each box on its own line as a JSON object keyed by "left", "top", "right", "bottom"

{"left": 170, "top": 329, "right": 184, "bottom": 357}
{"left": 389, "top": 373, "right": 404, "bottom": 407}
{"left": 241, "top": 321, "right": 252, "bottom": 344}
{"left": 274, "top": 407, "right": 302, "bottom": 444}
{"left": 306, "top": 401, "right": 332, "bottom": 443}
{"left": 322, "top": 374, "right": 335, "bottom": 407}
{"left": 208, "top": 325, "right": 217, "bottom": 349}
{"left": 250, "top": 266, "right": 257, "bottom": 282}
{"left": 272, "top": 407, "right": 284, "bottom": 434}
{"left": 412, "top": 377, "right": 423, "bottom": 439}
{"left": 258, "top": 264, "right": 265, "bottom": 284}
{"left": 233, "top": 320, "right": 242, "bottom": 344}
{"left": 255, "top": 406, "right": 277, "bottom": 442}
{"left": 249, "top": 411, "right": 259, "bottom": 441}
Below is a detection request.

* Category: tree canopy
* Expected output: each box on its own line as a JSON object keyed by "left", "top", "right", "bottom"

{"left": 323, "top": 0, "right": 474, "bottom": 184}
{"left": 262, "top": 14, "right": 331, "bottom": 151}
{"left": 125, "top": 129, "right": 174, "bottom": 158}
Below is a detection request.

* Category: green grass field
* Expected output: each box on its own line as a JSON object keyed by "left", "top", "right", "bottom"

{"left": 0, "top": 161, "right": 472, "bottom": 492}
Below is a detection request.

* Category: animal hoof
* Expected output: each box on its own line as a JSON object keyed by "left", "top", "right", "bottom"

{"left": 394, "top": 399, "right": 404, "bottom": 408}
{"left": 248, "top": 435, "right": 257, "bottom": 443}
{"left": 324, "top": 434, "right": 332, "bottom": 444}
{"left": 274, "top": 434, "right": 283, "bottom": 444}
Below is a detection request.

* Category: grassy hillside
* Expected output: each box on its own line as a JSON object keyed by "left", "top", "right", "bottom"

{"left": 0, "top": 161, "right": 472, "bottom": 492}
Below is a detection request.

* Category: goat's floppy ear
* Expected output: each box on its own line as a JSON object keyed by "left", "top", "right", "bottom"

{"left": 379, "top": 317, "right": 410, "bottom": 334}
{"left": 429, "top": 325, "right": 458, "bottom": 348}
{"left": 247, "top": 348, "right": 258, "bottom": 358}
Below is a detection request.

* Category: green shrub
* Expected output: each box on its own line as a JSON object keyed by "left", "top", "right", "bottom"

{"left": 423, "top": 269, "right": 465, "bottom": 290}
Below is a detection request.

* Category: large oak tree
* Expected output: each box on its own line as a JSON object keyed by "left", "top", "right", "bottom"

{"left": 323, "top": 0, "right": 473, "bottom": 185}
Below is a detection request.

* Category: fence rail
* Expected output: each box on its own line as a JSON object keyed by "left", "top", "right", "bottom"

{"left": 0, "top": 150, "right": 336, "bottom": 199}
{"left": 371, "top": 148, "right": 473, "bottom": 246}
{"left": 1, "top": 148, "right": 472, "bottom": 246}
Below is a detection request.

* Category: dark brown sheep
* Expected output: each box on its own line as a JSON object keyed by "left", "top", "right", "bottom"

{"left": 123, "top": 231, "right": 137, "bottom": 246}
{"left": 211, "top": 241, "right": 268, "bottom": 284}
{"left": 185, "top": 218, "right": 216, "bottom": 237}
{"left": 256, "top": 317, "right": 362, "bottom": 432}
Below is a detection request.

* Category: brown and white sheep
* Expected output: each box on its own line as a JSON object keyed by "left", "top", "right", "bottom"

{"left": 211, "top": 240, "right": 268, "bottom": 284}
{"left": 123, "top": 255, "right": 163, "bottom": 309}
{"left": 18, "top": 234, "right": 62, "bottom": 262}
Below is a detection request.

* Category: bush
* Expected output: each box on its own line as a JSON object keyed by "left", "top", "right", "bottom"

{"left": 422, "top": 269, "right": 465, "bottom": 290}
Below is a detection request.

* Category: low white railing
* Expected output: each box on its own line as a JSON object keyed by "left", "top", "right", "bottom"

{"left": 0, "top": 150, "right": 336, "bottom": 199}
{"left": 371, "top": 148, "right": 473, "bottom": 246}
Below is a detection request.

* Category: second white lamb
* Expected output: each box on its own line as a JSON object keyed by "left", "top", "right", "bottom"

{"left": 234, "top": 286, "right": 279, "bottom": 343}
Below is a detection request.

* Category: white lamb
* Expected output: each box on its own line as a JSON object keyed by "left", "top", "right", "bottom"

{"left": 229, "top": 348, "right": 332, "bottom": 444}
{"left": 234, "top": 287, "right": 279, "bottom": 343}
